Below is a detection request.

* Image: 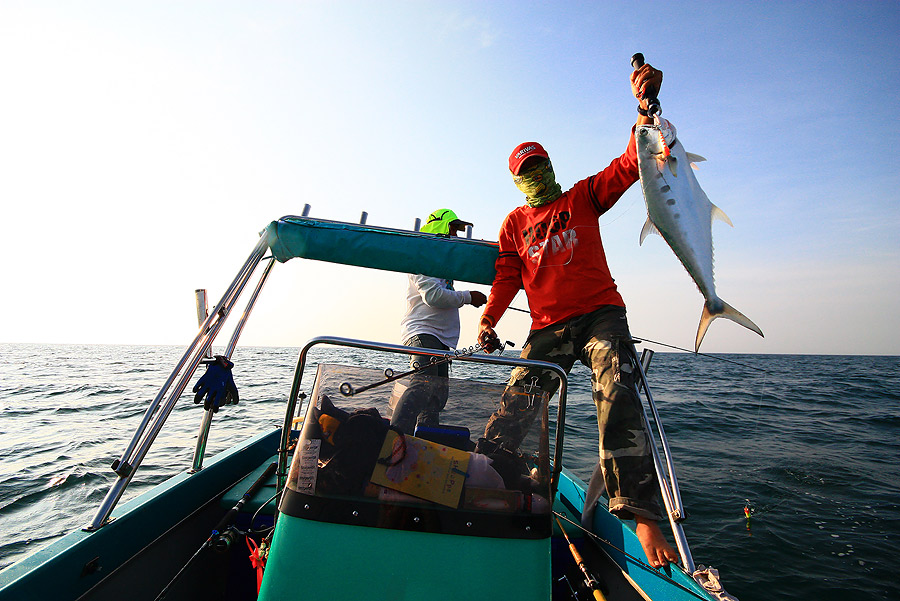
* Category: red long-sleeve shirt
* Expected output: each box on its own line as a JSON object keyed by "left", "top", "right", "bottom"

{"left": 483, "top": 131, "right": 639, "bottom": 331}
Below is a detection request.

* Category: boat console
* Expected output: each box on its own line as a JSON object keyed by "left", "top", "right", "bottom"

{"left": 258, "top": 336, "right": 569, "bottom": 600}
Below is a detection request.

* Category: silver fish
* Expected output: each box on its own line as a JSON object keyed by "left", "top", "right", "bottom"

{"left": 635, "top": 118, "right": 763, "bottom": 351}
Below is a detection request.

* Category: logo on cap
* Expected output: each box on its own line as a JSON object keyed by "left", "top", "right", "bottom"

{"left": 514, "top": 145, "right": 537, "bottom": 160}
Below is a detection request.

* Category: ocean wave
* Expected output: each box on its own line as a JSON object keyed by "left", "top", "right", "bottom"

{"left": 0, "top": 469, "right": 109, "bottom": 513}
{"left": 1, "top": 344, "right": 899, "bottom": 599}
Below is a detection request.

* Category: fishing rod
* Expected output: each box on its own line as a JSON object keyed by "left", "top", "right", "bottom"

{"left": 339, "top": 339, "right": 514, "bottom": 397}
{"left": 505, "top": 304, "right": 764, "bottom": 373}
{"left": 553, "top": 512, "right": 712, "bottom": 601}
{"left": 554, "top": 515, "right": 608, "bottom": 601}
{"left": 154, "top": 462, "right": 277, "bottom": 600}
{"left": 209, "top": 462, "right": 278, "bottom": 551}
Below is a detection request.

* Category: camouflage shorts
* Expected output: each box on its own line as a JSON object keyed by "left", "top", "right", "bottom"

{"left": 482, "top": 305, "right": 662, "bottom": 520}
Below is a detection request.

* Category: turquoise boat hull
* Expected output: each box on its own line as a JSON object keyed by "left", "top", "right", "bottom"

{"left": 0, "top": 436, "right": 715, "bottom": 601}
{"left": 0, "top": 430, "right": 280, "bottom": 601}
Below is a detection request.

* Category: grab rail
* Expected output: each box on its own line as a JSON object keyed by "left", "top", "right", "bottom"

{"left": 88, "top": 231, "right": 272, "bottom": 530}
{"left": 191, "top": 256, "right": 276, "bottom": 472}
{"left": 632, "top": 345, "right": 695, "bottom": 573}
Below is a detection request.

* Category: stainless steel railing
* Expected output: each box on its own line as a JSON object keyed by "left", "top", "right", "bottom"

{"left": 190, "top": 256, "right": 276, "bottom": 473}
{"left": 275, "top": 336, "right": 570, "bottom": 506}
{"left": 88, "top": 231, "right": 273, "bottom": 530}
{"left": 633, "top": 345, "right": 696, "bottom": 573}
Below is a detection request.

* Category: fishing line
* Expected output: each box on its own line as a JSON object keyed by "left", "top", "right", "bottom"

{"left": 632, "top": 335, "right": 773, "bottom": 529}
{"left": 749, "top": 369, "right": 769, "bottom": 440}
{"left": 249, "top": 490, "right": 279, "bottom": 534}
{"left": 501, "top": 312, "right": 774, "bottom": 527}
{"left": 743, "top": 494, "right": 790, "bottom": 518}
{"left": 523, "top": 225, "right": 597, "bottom": 273}
{"left": 598, "top": 194, "right": 642, "bottom": 228}
{"left": 631, "top": 336, "right": 768, "bottom": 373}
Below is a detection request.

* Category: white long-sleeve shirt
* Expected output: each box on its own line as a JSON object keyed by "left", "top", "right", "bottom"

{"left": 400, "top": 275, "right": 472, "bottom": 349}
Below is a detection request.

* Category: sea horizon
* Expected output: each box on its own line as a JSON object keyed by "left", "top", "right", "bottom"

{"left": 2, "top": 340, "right": 897, "bottom": 358}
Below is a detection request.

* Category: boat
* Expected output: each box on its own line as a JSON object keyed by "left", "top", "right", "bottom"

{"left": 0, "top": 214, "right": 736, "bottom": 601}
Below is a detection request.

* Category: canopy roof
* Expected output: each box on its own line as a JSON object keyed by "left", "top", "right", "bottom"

{"left": 265, "top": 216, "right": 499, "bottom": 285}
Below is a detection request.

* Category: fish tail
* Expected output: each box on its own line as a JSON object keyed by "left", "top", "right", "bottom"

{"left": 695, "top": 299, "right": 764, "bottom": 352}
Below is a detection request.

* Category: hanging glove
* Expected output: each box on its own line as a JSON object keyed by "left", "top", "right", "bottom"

{"left": 193, "top": 355, "right": 239, "bottom": 412}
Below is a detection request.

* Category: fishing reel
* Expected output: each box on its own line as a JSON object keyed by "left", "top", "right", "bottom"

{"left": 211, "top": 526, "right": 241, "bottom": 553}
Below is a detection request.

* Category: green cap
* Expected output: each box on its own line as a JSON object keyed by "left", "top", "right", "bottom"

{"left": 420, "top": 208, "right": 472, "bottom": 235}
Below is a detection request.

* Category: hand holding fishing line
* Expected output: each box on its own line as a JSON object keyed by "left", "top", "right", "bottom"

{"left": 468, "top": 290, "right": 487, "bottom": 307}
{"left": 476, "top": 314, "right": 502, "bottom": 352}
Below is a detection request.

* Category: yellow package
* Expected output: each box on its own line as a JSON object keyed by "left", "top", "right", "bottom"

{"left": 370, "top": 430, "right": 470, "bottom": 507}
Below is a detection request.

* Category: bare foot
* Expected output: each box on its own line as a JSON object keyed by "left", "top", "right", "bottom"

{"left": 634, "top": 516, "right": 679, "bottom": 568}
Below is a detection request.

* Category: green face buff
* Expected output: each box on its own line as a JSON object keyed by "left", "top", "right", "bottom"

{"left": 513, "top": 159, "right": 562, "bottom": 207}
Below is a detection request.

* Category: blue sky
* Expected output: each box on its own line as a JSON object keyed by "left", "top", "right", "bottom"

{"left": 1, "top": 1, "right": 898, "bottom": 355}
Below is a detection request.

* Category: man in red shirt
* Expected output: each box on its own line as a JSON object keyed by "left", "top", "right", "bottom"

{"left": 477, "top": 63, "right": 678, "bottom": 568}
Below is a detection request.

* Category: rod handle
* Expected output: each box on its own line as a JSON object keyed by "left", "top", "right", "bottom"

{"left": 630, "top": 52, "right": 660, "bottom": 116}
{"left": 631, "top": 53, "right": 645, "bottom": 70}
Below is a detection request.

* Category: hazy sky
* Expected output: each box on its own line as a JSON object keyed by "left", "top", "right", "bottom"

{"left": 1, "top": 1, "right": 898, "bottom": 355}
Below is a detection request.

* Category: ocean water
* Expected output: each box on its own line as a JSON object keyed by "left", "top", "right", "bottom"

{"left": 0, "top": 343, "right": 898, "bottom": 600}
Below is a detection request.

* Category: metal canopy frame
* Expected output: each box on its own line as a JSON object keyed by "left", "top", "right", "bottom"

{"left": 90, "top": 230, "right": 274, "bottom": 529}
{"left": 87, "top": 214, "right": 697, "bottom": 575}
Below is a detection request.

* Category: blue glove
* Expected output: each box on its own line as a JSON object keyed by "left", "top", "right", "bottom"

{"left": 192, "top": 356, "right": 239, "bottom": 413}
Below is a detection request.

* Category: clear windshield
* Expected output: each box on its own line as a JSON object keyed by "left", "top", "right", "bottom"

{"left": 284, "top": 360, "right": 555, "bottom": 538}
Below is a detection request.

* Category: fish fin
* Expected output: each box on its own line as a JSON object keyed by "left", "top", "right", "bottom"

{"left": 710, "top": 203, "right": 733, "bottom": 227}
{"left": 686, "top": 152, "right": 707, "bottom": 163}
{"left": 639, "top": 217, "right": 661, "bottom": 245}
{"left": 667, "top": 155, "right": 678, "bottom": 177}
{"left": 695, "top": 299, "right": 764, "bottom": 352}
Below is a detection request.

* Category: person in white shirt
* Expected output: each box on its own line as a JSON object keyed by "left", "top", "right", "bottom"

{"left": 392, "top": 209, "right": 487, "bottom": 433}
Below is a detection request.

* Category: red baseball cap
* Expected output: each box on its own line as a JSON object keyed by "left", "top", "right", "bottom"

{"left": 508, "top": 142, "right": 549, "bottom": 175}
